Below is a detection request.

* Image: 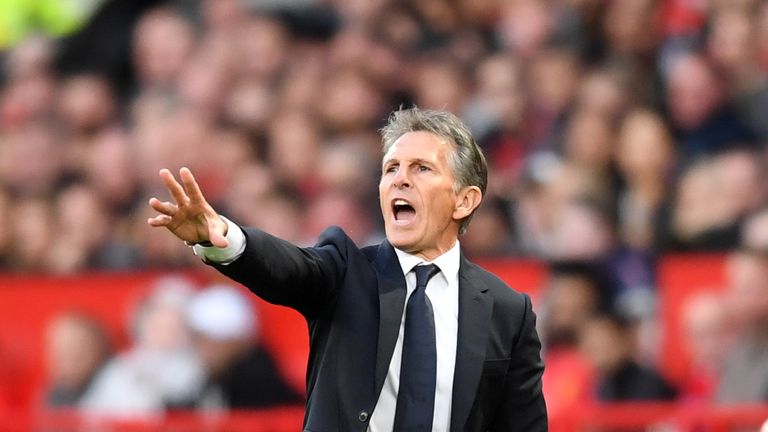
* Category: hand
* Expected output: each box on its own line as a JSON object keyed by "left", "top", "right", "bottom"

{"left": 147, "top": 167, "right": 229, "bottom": 248}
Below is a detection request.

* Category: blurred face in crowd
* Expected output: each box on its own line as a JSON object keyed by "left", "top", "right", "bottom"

{"left": 673, "top": 160, "right": 732, "bottom": 240}
{"left": 84, "top": 128, "right": 137, "bottom": 210}
{"left": 707, "top": 8, "right": 753, "bottom": 74}
{"left": 1, "top": 124, "right": 61, "bottom": 196}
{"left": 251, "top": 194, "right": 303, "bottom": 244}
{"left": 475, "top": 55, "right": 525, "bottom": 131}
{"left": 137, "top": 300, "right": 190, "bottom": 352}
{"left": 580, "top": 317, "right": 632, "bottom": 375}
{"left": 459, "top": 203, "right": 510, "bottom": 257}
{"left": 177, "top": 50, "right": 230, "bottom": 114}
{"left": 224, "top": 80, "right": 274, "bottom": 133}
{"left": 529, "top": 49, "right": 579, "bottom": 114}
{"left": 742, "top": 209, "right": 768, "bottom": 250}
{"left": 716, "top": 150, "right": 764, "bottom": 218}
{"left": 498, "top": 0, "right": 553, "bottom": 57}
{"left": 133, "top": 9, "right": 194, "bottom": 86}
{"left": 46, "top": 185, "right": 110, "bottom": 273}
{"left": 616, "top": 110, "right": 674, "bottom": 181}
{"left": 550, "top": 200, "right": 613, "bottom": 260}
{"left": 9, "top": 198, "right": 52, "bottom": 269}
{"left": 603, "top": 0, "right": 657, "bottom": 55}
{"left": 200, "top": 0, "right": 245, "bottom": 30}
{"left": 545, "top": 274, "right": 598, "bottom": 348}
{"left": 46, "top": 314, "right": 107, "bottom": 392}
{"left": 379, "top": 131, "right": 478, "bottom": 260}
{"left": 319, "top": 69, "right": 383, "bottom": 133}
{"left": 726, "top": 251, "right": 768, "bottom": 332}
{"left": 1, "top": 37, "right": 56, "bottom": 124}
{"left": 268, "top": 112, "right": 320, "bottom": 186}
{"left": 683, "top": 292, "right": 730, "bottom": 370}
{"left": 237, "top": 17, "right": 288, "bottom": 81}
{"left": 6, "top": 35, "right": 52, "bottom": 80}
{"left": 414, "top": 61, "right": 467, "bottom": 114}
{"left": 225, "top": 163, "right": 277, "bottom": 226}
{"left": 56, "top": 185, "right": 108, "bottom": 248}
{"left": 57, "top": 74, "right": 115, "bottom": 134}
{"left": 317, "top": 141, "right": 374, "bottom": 197}
{"left": 305, "top": 192, "right": 371, "bottom": 245}
{"left": 667, "top": 55, "right": 722, "bottom": 130}
{"left": 564, "top": 110, "right": 614, "bottom": 170}
{"left": 576, "top": 69, "right": 626, "bottom": 119}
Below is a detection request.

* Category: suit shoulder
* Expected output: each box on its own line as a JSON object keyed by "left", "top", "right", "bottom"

{"left": 468, "top": 261, "right": 529, "bottom": 309}
{"left": 315, "top": 226, "right": 360, "bottom": 252}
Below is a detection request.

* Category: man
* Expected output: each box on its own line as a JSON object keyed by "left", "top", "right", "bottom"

{"left": 717, "top": 248, "right": 768, "bottom": 403}
{"left": 148, "top": 108, "right": 546, "bottom": 431}
{"left": 186, "top": 284, "right": 303, "bottom": 409}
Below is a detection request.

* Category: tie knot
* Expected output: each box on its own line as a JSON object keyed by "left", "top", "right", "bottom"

{"left": 413, "top": 264, "right": 440, "bottom": 289}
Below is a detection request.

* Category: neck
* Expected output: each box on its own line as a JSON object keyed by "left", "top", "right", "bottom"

{"left": 399, "top": 240, "right": 458, "bottom": 262}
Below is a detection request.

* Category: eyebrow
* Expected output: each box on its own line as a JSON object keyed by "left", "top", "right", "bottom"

{"left": 382, "top": 157, "right": 435, "bottom": 167}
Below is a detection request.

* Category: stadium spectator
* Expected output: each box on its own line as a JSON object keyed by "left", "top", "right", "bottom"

{"left": 542, "top": 263, "right": 602, "bottom": 354}
{"left": 717, "top": 249, "right": 768, "bottom": 403}
{"left": 741, "top": 207, "right": 768, "bottom": 250}
{"left": 6, "top": 197, "right": 54, "bottom": 272}
{"left": 186, "top": 284, "right": 302, "bottom": 410}
{"left": 81, "top": 277, "right": 204, "bottom": 416}
{"left": 680, "top": 292, "right": 731, "bottom": 401}
{"left": 615, "top": 109, "right": 675, "bottom": 251}
{"left": 580, "top": 313, "right": 678, "bottom": 402}
{"left": 540, "top": 264, "right": 599, "bottom": 429}
{"left": 664, "top": 53, "right": 756, "bottom": 158}
{"left": 43, "top": 312, "right": 110, "bottom": 407}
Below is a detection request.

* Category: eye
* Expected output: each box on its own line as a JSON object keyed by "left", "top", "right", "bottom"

{"left": 385, "top": 165, "right": 398, "bottom": 173}
{"left": 418, "top": 165, "right": 430, "bottom": 172}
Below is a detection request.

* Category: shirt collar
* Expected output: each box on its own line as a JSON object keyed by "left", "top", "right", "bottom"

{"left": 393, "top": 241, "right": 461, "bottom": 283}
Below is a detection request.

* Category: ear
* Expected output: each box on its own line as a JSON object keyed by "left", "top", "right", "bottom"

{"left": 452, "top": 186, "right": 483, "bottom": 222}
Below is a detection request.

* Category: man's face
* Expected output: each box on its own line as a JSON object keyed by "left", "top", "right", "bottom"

{"left": 379, "top": 131, "right": 466, "bottom": 261}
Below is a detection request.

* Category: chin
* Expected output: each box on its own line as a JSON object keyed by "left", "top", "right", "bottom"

{"left": 385, "top": 229, "right": 417, "bottom": 251}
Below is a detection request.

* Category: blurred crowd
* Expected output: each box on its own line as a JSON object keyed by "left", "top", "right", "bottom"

{"left": 2, "top": 0, "right": 768, "bottom": 419}
{"left": 44, "top": 278, "right": 301, "bottom": 416}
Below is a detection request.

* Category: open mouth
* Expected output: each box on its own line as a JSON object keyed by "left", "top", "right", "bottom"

{"left": 393, "top": 199, "right": 416, "bottom": 224}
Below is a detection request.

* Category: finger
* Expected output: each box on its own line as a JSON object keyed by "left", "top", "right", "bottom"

{"left": 147, "top": 214, "right": 173, "bottom": 227}
{"left": 159, "top": 169, "right": 189, "bottom": 205}
{"left": 148, "top": 197, "right": 177, "bottom": 216}
{"left": 179, "top": 167, "right": 206, "bottom": 204}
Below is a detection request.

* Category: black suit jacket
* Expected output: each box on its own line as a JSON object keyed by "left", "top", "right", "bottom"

{"left": 213, "top": 225, "right": 547, "bottom": 431}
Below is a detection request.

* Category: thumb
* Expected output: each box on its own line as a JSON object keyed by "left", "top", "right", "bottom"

{"left": 209, "top": 228, "right": 229, "bottom": 249}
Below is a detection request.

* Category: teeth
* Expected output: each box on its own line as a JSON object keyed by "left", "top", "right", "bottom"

{"left": 394, "top": 199, "right": 409, "bottom": 206}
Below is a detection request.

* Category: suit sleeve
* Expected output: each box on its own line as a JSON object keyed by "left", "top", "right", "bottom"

{"left": 490, "top": 294, "right": 548, "bottom": 432}
{"left": 211, "top": 225, "right": 348, "bottom": 319}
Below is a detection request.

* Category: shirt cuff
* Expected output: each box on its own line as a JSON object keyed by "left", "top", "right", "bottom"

{"left": 192, "top": 216, "right": 246, "bottom": 265}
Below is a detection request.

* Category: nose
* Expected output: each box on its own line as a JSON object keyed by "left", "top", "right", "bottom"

{"left": 393, "top": 167, "right": 411, "bottom": 189}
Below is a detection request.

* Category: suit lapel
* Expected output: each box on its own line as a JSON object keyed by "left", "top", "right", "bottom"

{"left": 450, "top": 257, "right": 492, "bottom": 431}
{"left": 372, "top": 241, "right": 407, "bottom": 398}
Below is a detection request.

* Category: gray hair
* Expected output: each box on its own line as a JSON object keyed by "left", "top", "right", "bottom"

{"left": 380, "top": 107, "right": 488, "bottom": 234}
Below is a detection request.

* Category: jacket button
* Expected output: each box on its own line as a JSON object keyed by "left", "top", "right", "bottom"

{"left": 358, "top": 411, "right": 369, "bottom": 422}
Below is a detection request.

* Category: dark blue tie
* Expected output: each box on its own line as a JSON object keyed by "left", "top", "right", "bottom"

{"left": 394, "top": 264, "right": 441, "bottom": 431}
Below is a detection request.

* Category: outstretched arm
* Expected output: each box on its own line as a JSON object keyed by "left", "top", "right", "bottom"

{"left": 147, "top": 167, "right": 344, "bottom": 317}
{"left": 147, "top": 167, "right": 228, "bottom": 247}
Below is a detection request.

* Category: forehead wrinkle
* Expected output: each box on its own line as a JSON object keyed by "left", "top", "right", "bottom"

{"left": 382, "top": 136, "right": 452, "bottom": 163}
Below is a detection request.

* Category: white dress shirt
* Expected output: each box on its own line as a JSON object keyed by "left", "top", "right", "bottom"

{"left": 194, "top": 218, "right": 460, "bottom": 431}
{"left": 368, "top": 243, "right": 460, "bottom": 432}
